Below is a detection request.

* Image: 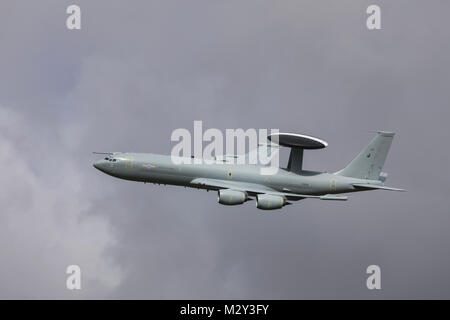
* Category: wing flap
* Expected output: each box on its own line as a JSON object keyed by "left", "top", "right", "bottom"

{"left": 320, "top": 194, "right": 348, "bottom": 201}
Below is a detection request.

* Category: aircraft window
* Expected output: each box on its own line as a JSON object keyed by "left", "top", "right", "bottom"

{"left": 104, "top": 157, "right": 109, "bottom": 160}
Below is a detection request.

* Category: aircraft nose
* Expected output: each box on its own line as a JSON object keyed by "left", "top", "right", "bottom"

{"left": 93, "top": 159, "right": 105, "bottom": 171}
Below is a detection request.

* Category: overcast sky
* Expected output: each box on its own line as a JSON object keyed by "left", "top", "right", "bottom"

{"left": 1, "top": 0, "right": 449, "bottom": 299}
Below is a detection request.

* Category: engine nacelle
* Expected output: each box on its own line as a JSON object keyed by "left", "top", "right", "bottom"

{"left": 256, "top": 194, "right": 286, "bottom": 210}
{"left": 217, "top": 189, "right": 248, "bottom": 205}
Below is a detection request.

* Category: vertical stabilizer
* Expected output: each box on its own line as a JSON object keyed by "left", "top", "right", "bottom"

{"left": 335, "top": 132, "right": 395, "bottom": 180}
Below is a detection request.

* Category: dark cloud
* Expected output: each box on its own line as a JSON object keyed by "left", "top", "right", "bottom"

{"left": 0, "top": 0, "right": 449, "bottom": 298}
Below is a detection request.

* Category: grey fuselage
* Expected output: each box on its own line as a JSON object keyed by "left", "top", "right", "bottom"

{"left": 93, "top": 152, "right": 380, "bottom": 196}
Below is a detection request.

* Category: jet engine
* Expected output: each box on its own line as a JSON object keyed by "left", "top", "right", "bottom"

{"left": 217, "top": 189, "right": 248, "bottom": 205}
{"left": 256, "top": 194, "right": 286, "bottom": 210}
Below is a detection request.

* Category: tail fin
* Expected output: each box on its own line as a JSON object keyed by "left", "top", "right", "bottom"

{"left": 336, "top": 131, "right": 395, "bottom": 180}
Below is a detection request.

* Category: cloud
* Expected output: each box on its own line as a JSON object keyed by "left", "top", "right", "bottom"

{"left": 0, "top": 105, "right": 122, "bottom": 298}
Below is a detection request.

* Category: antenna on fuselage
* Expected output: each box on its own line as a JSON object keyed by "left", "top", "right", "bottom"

{"left": 92, "top": 152, "right": 114, "bottom": 155}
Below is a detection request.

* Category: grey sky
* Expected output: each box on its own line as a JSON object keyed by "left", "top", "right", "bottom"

{"left": 0, "top": 0, "right": 449, "bottom": 299}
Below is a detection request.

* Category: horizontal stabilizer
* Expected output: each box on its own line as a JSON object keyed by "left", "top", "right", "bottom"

{"left": 352, "top": 183, "right": 406, "bottom": 192}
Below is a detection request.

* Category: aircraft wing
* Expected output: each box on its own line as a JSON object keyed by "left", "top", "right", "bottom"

{"left": 190, "top": 178, "right": 348, "bottom": 201}
{"left": 352, "top": 183, "right": 406, "bottom": 192}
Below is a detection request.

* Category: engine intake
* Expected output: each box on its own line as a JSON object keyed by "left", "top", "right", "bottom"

{"left": 217, "top": 189, "right": 248, "bottom": 205}
{"left": 256, "top": 194, "right": 286, "bottom": 210}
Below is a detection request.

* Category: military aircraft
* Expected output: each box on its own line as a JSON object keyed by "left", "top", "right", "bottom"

{"left": 93, "top": 131, "right": 404, "bottom": 210}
